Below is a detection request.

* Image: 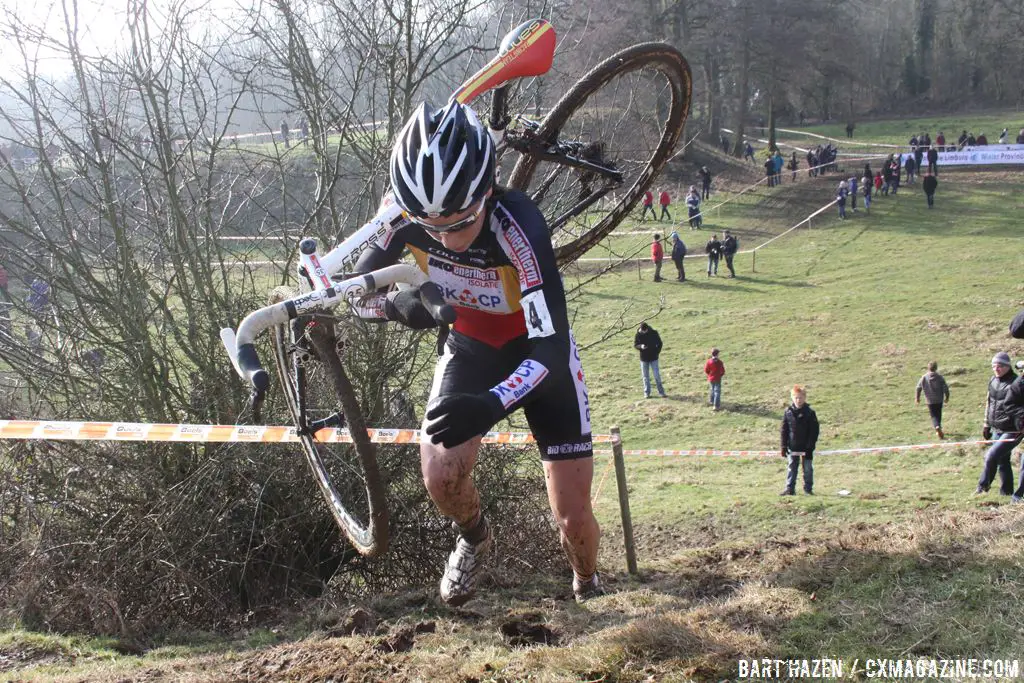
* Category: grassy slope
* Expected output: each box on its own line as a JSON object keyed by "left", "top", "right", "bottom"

{"left": 6, "top": 172, "right": 1024, "bottom": 682}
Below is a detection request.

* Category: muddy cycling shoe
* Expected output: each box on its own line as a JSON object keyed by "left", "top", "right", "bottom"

{"left": 439, "top": 518, "right": 492, "bottom": 607}
{"left": 573, "top": 573, "right": 605, "bottom": 603}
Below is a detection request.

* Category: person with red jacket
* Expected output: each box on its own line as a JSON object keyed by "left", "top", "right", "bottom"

{"left": 658, "top": 189, "right": 672, "bottom": 221}
{"left": 640, "top": 190, "right": 656, "bottom": 221}
{"left": 704, "top": 348, "right": 725, "bottom": 410}
{"left": 650, "top": 233, "right": 664, "bottom": 282}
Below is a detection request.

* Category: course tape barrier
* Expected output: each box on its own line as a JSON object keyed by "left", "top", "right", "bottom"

{"left": 591, "top": 438, "right": 1014, "bottom": 458}
{"left": 0, "top": 420, "right": 618, "bottom": 446}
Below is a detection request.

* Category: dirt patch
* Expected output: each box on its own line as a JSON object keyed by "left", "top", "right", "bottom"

{"left": 498, "top": 612, "right": 558, "bottom": 647}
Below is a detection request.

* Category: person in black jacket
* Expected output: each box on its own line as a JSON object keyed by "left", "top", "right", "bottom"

{"left": 922, "top": 172, "right": 938, "bottom": 208}
{"left": 705, "top": 234, "right": 721, "bottom": 276}
{"left": 977, "top": 352, "right": 1020, "bottom": 496}
{"left": 926, "top": 145, "right": 939, "bottom": 175}
{"left": 634, "top": 322, "right": 666, "bottom": 398}
{"left": 721, "top": 230, "right": 738, "bottom": 278}
{"left": 780, "top": 385, "right": 820, "bottom": 495}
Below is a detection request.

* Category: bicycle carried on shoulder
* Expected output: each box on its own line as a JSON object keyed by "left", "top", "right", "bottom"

{"left": 221, "top": 19, "right": 691, "bottom": 558}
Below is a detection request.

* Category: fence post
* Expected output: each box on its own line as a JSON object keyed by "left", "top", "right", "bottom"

{"left": 752, "top": 249, "right": 756, "bottom": 273}
{"left": 611, "top": 426, "right": 639, "bottom": 576}
{"left": 637, "top": 258, "right": 641, "bottom": 281}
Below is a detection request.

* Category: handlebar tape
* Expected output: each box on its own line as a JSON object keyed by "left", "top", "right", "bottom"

{"left": 418, "top": 282, "right": 457, "bottom": 325}
{"left": 237, "top": 343, "right": 270, "bottom": 393}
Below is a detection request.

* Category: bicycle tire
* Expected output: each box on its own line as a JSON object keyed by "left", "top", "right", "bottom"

{"left": 268, "top": 286, "right": 390, "bottom": 558}
{"left": 507, "top": 42, "right": 691, "bottom": 266}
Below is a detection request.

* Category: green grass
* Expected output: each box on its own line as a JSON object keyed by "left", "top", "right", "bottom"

{"left": 777, "top": 110, "right": 1024, "bottom": 146}
{"left": 6, "top": 172, "right": 1024, "bottom": 682}
{"left": 570, "top": 175, "right": 1024, "bottom": 452}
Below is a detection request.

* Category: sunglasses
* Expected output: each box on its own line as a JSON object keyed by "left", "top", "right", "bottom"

{"left": 412, "top": 200, "right": 487, "bottom": 234}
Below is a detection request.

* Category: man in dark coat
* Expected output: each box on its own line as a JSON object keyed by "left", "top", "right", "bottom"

{"left": 780, "top": 385, "right": 820, "bottom": 495}
{"left": 633, "top": 322, "right": 666, "bottom": 398}
{"left": 922, "top": 172, "right": 938, "bottom": 208}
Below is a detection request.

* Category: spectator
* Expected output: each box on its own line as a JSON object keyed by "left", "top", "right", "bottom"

{"left": 1017, "top": 128, "right": 1024, "bottom": 145}
{"left": 650, "top": 233, "right": 664, "bottom": 282}
{"left": 873, "top": 171, "right": 883, "bottom": 197}
{"left": 780, "top": 385, "right": 820, "bottom": 495}
{"left": 640, "top": 189, "right": 656, "bottom": 221}
{"left": 977, "top": 352, "right": 1019, "bottom": 496}
{"left": 922, "top": 171, "right": 938, "bottom": 208}
{"left": 685, "top": 186, "right": 701, "bottom": 229}
{"left": 280, "top": 119, "right": 290, "bottom": 149}
{"left": 862, "top": 172, "right": 872, "bottom": 213}
{"left": 705, "top": 233, "right": 721, "bottom": 277}
{"left": 670, "top": 231, "right": 686, "bottom": 282}
{"left": 720, "top": 134, "right": 730, "bottom": 153}
{"left": 634, "top": 323, "right": 667, "bottom": 398}
{"left": 845, "top": 121, "right": 855, "bottom": 138}
{"left": 788, "top": 152, "right": 799, "bottom": 182}
{"left": 927, "top": 145, "right": 939, "bottom": 175}
{"left": 998, "top": 128, "right": 1008, "bottom": 145}
{"left": 936, "top": 131, "right": 946, "bottom": 150}
{"left": 848, "top": 176, "right": 858, "bottom": 212}
{"left": 881, "top": 158, "right": 893, "bottom": 195}
{"left": 27, "top": 277, "right": 50, "bottom": 317}
{"left": 721, "top": 230, "right": 738, "bottom": 278}
{"left": 773, "top": 149, "right": 784, "bottom": 185}
{"left": 914, "top": 143, "right": 925, "bottom": 174}
{"left": 658, "top": 188, "right": 672, "bottom": 221}
{"left": 889, "top": 157, "right": 901, "bottom": 194}
{"left": 904, "top": 154, "right": 916, "bottom": 184}
{"left": 966, "top": 132, "right": 976, "bottom": 147}
{"left": 976, "top": 132, "right": 988, "bottom": 145}
{"left": 1010, "top": 309, "right": 1024, "bottom": 338}
{"left": 916, "top": 361, "right": 950, "bottom": 439}
{"left": 699, "top": 166, "right": 712, "bottom": 200}
{"left": 835, "top": 180, "right": 847, "bottom": 219}
{"left": 744, "top": 142, "right": 755, "bottom": 163}
{"left": 806, "top": 149, "right": 816, "bottom": 177}
{"left": 764, "top": 156, "right": 775, "bottom": 187}
{"left": 957, "top": 130, "right": 968, "bottom": 149}
{"left": 704, "top": 348, "right": 725, "bottom": 411}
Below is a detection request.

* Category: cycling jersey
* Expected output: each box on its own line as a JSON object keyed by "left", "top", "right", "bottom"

{"left": 355, "top": 188, "right": 592, "bottom": 459}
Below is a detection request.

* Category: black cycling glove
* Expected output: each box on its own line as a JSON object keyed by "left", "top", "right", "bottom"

{"left": 384, "top": 287, "right": 440, "bottom": 330}
{"left": 425, "top": 392, "right": 505, "bottom": 448}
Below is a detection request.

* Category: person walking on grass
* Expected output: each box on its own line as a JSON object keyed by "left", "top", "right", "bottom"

{"left": 927, "top": 145, "right": 939, "bottom": 175}
{"left": 658, "top": 188, "right": 672, "bottom": 222}
{"left": 922, "top": 171, "right": 938, "bottom": 208}
{"left": 634, "top": 322, "right": 667, "bottom": 399}
{"left": 700, "top": 166, "right": 712, "bottom": 200}
{"left": 848, "top": 176, "right": 858, "bottom": 212}
{"left": 670, "top": 231, "right": 686, "bottom": 282}
{"left": 976, "top": 352, "right": 1019, "bottom": 497}
{"left": 780, "top": 385, "right": 820, "bottom": 495}
{"left": 640, "top": 189, "right": 656, "bottom": 221}
{"left": 862, "top": 172, "right": 872, "bottom": 213}
{"left": 704, "top": 348, "right": 725, "bottom": 411}
{"left": 651, "top": 233, "right": 664, "bottom": 282}
{"left": 916, "top": 361, "right": 950, "bottom": 439}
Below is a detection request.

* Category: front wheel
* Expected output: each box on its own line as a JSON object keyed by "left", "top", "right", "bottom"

{"left": 268, "top": 286, "right": 389, "bottom": 557}
{"left": 507, "top": 43, "right": 692, "bottom": 266}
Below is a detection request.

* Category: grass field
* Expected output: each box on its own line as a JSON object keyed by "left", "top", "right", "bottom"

{"left": 4, "top": 170, "right": 1024, "bottom": 681}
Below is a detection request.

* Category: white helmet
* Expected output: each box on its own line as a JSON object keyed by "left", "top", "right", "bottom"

{"left": 389, "top": 101, "right": 495, "bottom": 219}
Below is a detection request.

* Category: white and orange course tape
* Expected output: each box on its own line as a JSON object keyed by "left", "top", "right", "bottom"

{"left": 0, "top": 420, "right": 618, "bottom": 446}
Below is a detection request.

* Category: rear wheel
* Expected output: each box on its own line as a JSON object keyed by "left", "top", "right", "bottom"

{"left": 268, "top": 286, "right": 389, "bottom": 557}
{"left": 507, "top": 43, "right": 692, "bottom": 266}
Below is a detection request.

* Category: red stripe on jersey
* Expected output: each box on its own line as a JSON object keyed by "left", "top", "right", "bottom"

{"left": 454, "top": 307, "right": 526, "bottom": 348}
